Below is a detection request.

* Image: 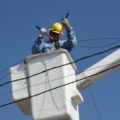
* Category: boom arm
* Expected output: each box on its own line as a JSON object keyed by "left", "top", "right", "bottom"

{"left": 77, "top": 49, "right": 120, "bottom": 90}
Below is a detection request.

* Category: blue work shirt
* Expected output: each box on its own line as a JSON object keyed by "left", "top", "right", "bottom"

{"left": 32, "top": 30, "right": 77, "bottom": 54}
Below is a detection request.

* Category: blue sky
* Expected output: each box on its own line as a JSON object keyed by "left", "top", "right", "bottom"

{"left": 0, "top": 0, "right": 120, "bottom": 120}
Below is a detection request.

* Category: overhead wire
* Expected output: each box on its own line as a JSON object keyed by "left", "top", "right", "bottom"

{"left": 78, "top": 37, "right": 120, "bottom": 42}
{"left": 77, "top": 39, "right": 120, "bottom": 48}
{"left": 0, "top": 59, "right": 24, "bottom": 74}
{"left": 0, "top": 37, "right": 120, "bottom": 76}
{"left": 0, "top": 62, "right": 120, "bottom": 108}
{"left": 0, "top": 59, "right": 24, "bottom": 82}
{"left": 0, "top": 62, "right": 117, "bottom": 98}
{"left": 0, "top": 45, "right": 120, "bottom": 88}
{"left": 78, "top": 62, "right": 101, "bottom": 120}
{"left": 0, "top": 40, "right": 119, "bottom": 82}
{"left": 88, "top": 87, "right": 102, "bottom": 120}
{"left": 0, "top": 36, "right": 119, "bottom": 85}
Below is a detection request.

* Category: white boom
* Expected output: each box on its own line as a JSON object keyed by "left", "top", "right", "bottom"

{"left": 77, "top": 49, "right": 120, "bottom": 90}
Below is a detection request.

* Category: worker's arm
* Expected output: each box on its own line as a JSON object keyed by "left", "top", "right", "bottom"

{"left": 60, "top": 18, "right": 77, "bottom": 52}
{"left": 32, "top": 28, "right": 47, "bottom": 54}
{"left": 61, "top": 30, "right": 77, "bottom": 52}
{"left": 32, "top": 37, "right": 43, "bottom": 54}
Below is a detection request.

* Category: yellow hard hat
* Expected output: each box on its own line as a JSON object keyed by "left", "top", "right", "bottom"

{"left": 49, "top": 22, "right": 63, "bottom": 34}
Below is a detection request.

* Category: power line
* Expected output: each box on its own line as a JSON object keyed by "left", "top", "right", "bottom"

{"left": 0, "top": 62, "right": 117, "bottom": 97}
{"left": 88, "top": 87, "right": 102, "bottom": 120}
{"left": 0, "top": 41, "right": 119, "bottom": 82}
{"left": 78, "top": 37, "right": 120, "bottom": 42}
{"left": 78, "top": 63, "right": 102, "bottom": 120}
{"left": 0, "top": 45, "right": 120, "bottom": 88}
{"left": 0, "top": 37, "right": 120, "bottom": 76}
{"left": 0, "top": 37, "right": 119, "bottom": 84}
{"left": 0, "top": 59, "right": 24, "bottom": 76}
{"left": 0, "top": 73, "right": 75, "bottom": 97}
{"left": 77, "top": 39, "right": 120, "bottom": 48}
{"left": 0, "top": 63, "right": 120, "bottom": 108}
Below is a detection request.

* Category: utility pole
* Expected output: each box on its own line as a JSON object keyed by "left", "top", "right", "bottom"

{"left": 10, "top": 48, "right": 120, "bottom": 120}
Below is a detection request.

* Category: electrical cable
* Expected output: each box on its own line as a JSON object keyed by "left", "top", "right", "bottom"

{"left": 0, "top": 37, "right": 120, "bottom": 85}
{"left": 78, "top": 37, "right": 120, "bottom": 42}
{"left": 0, "top": 62, "right": 120, "bottom": 108}
{"left": 88, "top": 87, "right": 102, "bottom": 120}
{"left": 78, "top": 63, "right": 101, "bottom": 120}
{"left": 0, "top": 74, "right": 75, "bottom": 97}
{"left": 0, "top": 40, "right": 118, "bottom": 82}
{"left": 0, "top": 62, "right": 117, "bottom": 97}
{"left": 0, "top": 37, "right": 120, "bottom": 76}
{"left": 77, "top": 39, "right": 120, "bottom": 48}
{"left": 0, "top": 45, "right": 120, "bottom": 88}
{"left": 0, "top": 59, "right": 24, "bottom": 74}
{"left": 0, "top": 59, "right": 24, "bottom": 83}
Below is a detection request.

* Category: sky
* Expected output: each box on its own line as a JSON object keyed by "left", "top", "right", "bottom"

{"left": 0, "top": 0, "right": 120, "bottom": 120}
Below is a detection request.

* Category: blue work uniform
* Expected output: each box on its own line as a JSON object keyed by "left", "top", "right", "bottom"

{"left": 32, "top": 30, "right": 77, "bottom": 54}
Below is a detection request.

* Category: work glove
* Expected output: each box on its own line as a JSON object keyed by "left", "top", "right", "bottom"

{"left": 38, "top": 27, "right": 47, "bottom": 38}
{"left": 62, "top": 18, "right": 72, "bottom": 32}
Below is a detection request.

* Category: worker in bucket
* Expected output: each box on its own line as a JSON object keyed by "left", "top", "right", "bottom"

{"left": 32, "top": 17, "right": 77, "bottom": 54}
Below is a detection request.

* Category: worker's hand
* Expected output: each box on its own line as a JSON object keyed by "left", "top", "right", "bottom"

{"left": 62, "top": 18, "right": 72, "bottom": 32}
{"left": 39, "top": 28, "right": 47, "bottom": 38}
{"left": 40, "top": 27, "right": 47, "bottom": 35}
